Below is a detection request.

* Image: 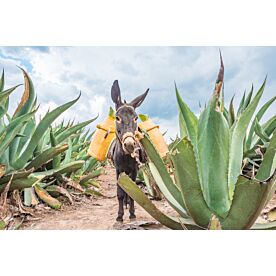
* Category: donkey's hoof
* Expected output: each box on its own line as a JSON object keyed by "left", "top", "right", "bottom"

{"left": 129, "top": 214, "right": 136, "bottom": 220}
{"left": 116, "top": 216, "right": 123, "bottom": 222}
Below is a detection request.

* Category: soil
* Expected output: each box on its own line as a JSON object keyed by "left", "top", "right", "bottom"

{"left": 19, "top": 165, "right": 276, "bottom": 230}
{"left": 21, "top": 165, "right": 177, "bottom": 230}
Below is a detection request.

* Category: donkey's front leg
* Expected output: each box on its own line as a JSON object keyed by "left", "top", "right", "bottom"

{"left": 116, "top": 185, "right": 125, "bottom": 222}
{"left": 129, "top": 197, "right": 136, "bottom": 220}
{"left": 129, "top": 171, "right": 137, "bottom": 220}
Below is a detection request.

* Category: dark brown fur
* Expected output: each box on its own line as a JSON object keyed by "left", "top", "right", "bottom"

{"left": 109, "top": 80, "right": 148, "bottom": 221}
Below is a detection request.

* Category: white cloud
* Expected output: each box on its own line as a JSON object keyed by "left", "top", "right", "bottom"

{"left": 0, "top": 46, "right": 275, "bottom": 135}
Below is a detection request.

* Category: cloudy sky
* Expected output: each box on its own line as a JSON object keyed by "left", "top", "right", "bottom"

{"left": 0, "top": 46, "right": 275, "bottom": 139}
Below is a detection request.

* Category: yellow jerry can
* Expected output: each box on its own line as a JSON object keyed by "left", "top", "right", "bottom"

{"left": 138, "top": 118, "right": 169, "bottom": 158}
{"left": 88, "top": 115, "right": 116, "bottom": 161}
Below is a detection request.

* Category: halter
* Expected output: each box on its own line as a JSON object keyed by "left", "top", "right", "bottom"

{"left": 115, "top": 104, "right": 137, "bottom": 147}
{"left": 114, "top": 104, "right": 145, "bottom": 166}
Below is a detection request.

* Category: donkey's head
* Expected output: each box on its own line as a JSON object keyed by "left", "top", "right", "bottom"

{"left": 111, "top": 80, "right": 149, "bottom": 155}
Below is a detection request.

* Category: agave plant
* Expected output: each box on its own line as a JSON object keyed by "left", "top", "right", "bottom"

{"left": 0, "top": 68, "right": 102, "bottom": 228}
{"left": 118, "top": 55, "right": 276, "bottom": 230}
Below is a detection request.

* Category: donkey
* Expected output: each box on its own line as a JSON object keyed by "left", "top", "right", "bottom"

{"left": 109, "top": 80, "right": 149, "bottom": 222}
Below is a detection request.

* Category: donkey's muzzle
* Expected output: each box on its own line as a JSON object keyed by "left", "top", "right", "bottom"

{"left": 122, "top": 132, "right": 136, "bottom": 154}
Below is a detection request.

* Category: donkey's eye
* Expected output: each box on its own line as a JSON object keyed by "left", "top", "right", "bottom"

{"left": 134, "top": 116, "right": 138, "bottom": 122}
{"left": 116, "top": 116, "right": 121, "bottom": 122}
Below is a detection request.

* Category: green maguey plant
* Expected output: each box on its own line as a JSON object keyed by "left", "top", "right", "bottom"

{"left": 0, "top": 68, "right": 102, "bottom": 229}
{"left": 118, "top": 54, "right": 276, "bottom": 230}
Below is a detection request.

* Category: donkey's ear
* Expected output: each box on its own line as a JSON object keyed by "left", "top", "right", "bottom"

{"left": 111, "top": 80, "right": 123, "bottom": 110}
{"left": 129, "top": 89, "right": 149, "bottom": 109}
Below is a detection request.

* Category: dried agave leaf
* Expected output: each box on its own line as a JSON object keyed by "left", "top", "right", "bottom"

{"left": 34, "top": 184, "right": 62, "bottom": 210}
{"left": 0, "top": 164, "right": 6, "bottom": 178}
{"left": 208, "top": 214, "right": 222, "bottom": 230}
{"left": 12, "top": 190, "right": 34, "bottom": 216}
{"left": 84, "top": 188, "right": 104, "bottom": 197}
{"left": 66, "top": 180, "right": 84, "bottom": 192}
{"left": 46, "top": 185, "right": 73, "bottom": 204}
{"left": 267, "top": 209, "right": 276, "bottom": 222}
{"left": 0, "top": 174, "right": 13, "bottom": 212}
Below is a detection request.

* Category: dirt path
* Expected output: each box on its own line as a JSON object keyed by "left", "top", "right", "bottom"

{"left": 21, "top": 165, "right": 176, "bottom": 230}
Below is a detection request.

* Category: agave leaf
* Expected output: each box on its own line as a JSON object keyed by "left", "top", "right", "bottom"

{"left": 79, "top": 128, "right": 90, "bottom": 143}
{"left": 0, "top": 69, "right": 4, "bottom": 92}
{"left": 53, "top": 123, "right": 66, "bottom": 136}
{"left": 15, "top": 117, "right": 36, "bottom": 158}
{"left": 243, "top": 84, "right": 253, "bottom": 109}
{"left": 86, "top": 130, "right": 94, "bottom": 142}
{"left": 0, "top": 169, "right": 33, "bottom": 185}
{"left": 62, "top": 138, "right": 73, "bottom": 165}
{"left": 13, "top": 93, "right": 81, "bottom": 169}
{"left": 8, "top": 69, "right": 37, "bottom": 161}
{"left": 118, "top": 173, "right": 183, "bottom": 230}
{"left": 251, "top": 221, "right": 276, "bottom": 230}
{"left": 84, "top": 188, "right": 104, "bottom": 197}
{"left": 35, "top": 128, "right": 51, "bottom": 156}
{"left": 32, "top": 160, "right": 85, "bottom": 177}
{"left": 228, "top": 79, "right": 266, "bottom": 198}
{"left": 229, "top": 95, "right": 235, "bottom": 126}
{"left": 26, "top": 144, "right": 68, "bottom": 170}
{"left": 13, "top": 68, "right": 36, "bottom": 118}
{"left": 148, "top": 162, "right": 189, "bottom": 218}
{"left": 71, "top": 141, "right": 87, "bottom": 153}
{"left": 138, "top": 113, "right": 149, "bottom": 122}
{"left": 141, "top": 166, "right": 154, "bottom": 197}
{"left": 221, "top": 174, "right": 276, "bottom": 229}
{"left": 50, "top": 129, "right": 61, "bottom": 169}
{"left": 109, "top": 106, "right": 116, "bottom": 119}
{"left": 255, "top": 130, "right": 276, "bottom": 181}
{"left": 0, "top": 110, "right": 36, "bottom": 158}
{"left": 88, "top": 180, "right": 100, "bottom": 188}
{"left": 46, "top": 185, "right": 73, "bottom": 204}
{"left": 24, "top": 187, "right": 39, "bottom": 206}
{"left": 252, "top": 116, "right": 276, "bottom": 148}
{"left": 0, "top": 175, "right": 44, "bottom": 193}
{"left": 0, "top": 220, "right": 6, "bottom": 230}
{"left": 237, "top": 91, "right": 246, "bottom": 117}
{"left": 171, "top": 137, "right": 212, "bottom": 227}
{"left": 262, "top": 115, "right": 276, "bottom": 136}
{"left": 223, "top": 107, "right": 230, "bottom": 125}
{"left": 76, "top": 147, "right": 89, "bottom": 160}
{"left": 34, "top": 184, "right": 62, "bottom": 209}
{"left": 0, "top": 85, "right": 21, "bottom": 105}
{"left": 55, "top": 116, "right": 97, "bottom": 144}
{"left": 254, "top": 118, "right": 270, "bottom": 143}
{"left": 175, "top": 84, "right": 198, "bottom": 147}
{"left": 79, "top": 168, "right": 104, "bottom": 186}
{"left": 178, "top": 110, "right": 188, "bottom": 138}
{"left": 72, "top": 131, "right": 82, "bottom": 145}
{"left": 140, "top": 134, "right": 186, "bottom": 210}
{"left": 0, "top": 148, "right": 10, "bottom": 171}
{"left": 0, "top": 97, "right": 9, "bottom": 122}
{"left": 83, "top": 157, "right": 98, "bottom": 174}
{"left": 197, "top": 94, "right": 231, "bottom": 216}
{"left": 246, "top": 96, "right": 276, "bottom": 150}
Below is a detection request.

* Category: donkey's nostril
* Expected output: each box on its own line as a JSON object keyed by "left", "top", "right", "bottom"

{"left": 124, "top": 142, "right": 135, "bottom": 153}
{"left": 123, "top": 136, "right": 136, "bottom": 154}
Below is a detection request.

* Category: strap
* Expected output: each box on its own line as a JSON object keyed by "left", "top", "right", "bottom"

{"left": 140, "top": 125, "right": 159, "bottom": 132}
{"left": 96, "top": 124, "right": 115, "bottom": 133}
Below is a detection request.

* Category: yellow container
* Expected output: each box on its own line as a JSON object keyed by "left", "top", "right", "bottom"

{"left": 88, "top": 116, "right": 116, "bottom": 161}
{"left": 138, "top": 119, "right": 169, "bottom": 158}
